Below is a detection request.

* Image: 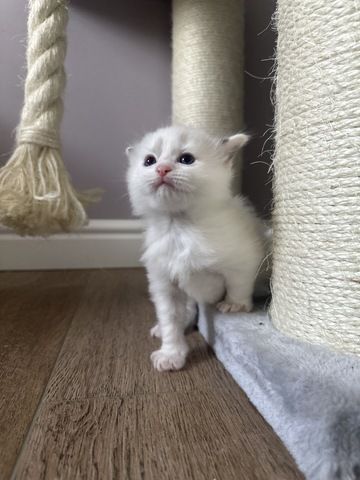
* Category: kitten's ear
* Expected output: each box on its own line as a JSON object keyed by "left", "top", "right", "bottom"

{"left": 220, "top": 133, "right": 250, "bottom": 160}
{"left": 125, "top": 146, "right": 134, "bottom": 159}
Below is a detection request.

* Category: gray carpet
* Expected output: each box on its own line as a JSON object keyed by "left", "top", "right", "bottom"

{"left": 198, "top": 305, "right": 360, "bottom": 480}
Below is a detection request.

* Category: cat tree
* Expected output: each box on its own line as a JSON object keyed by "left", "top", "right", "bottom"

{"left": 172, "top": 0, "right": 360, "bottom": 478}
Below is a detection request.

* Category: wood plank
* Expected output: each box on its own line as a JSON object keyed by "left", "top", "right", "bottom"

{"left": 11, "top": 269, "right": 303, "bottom": 479}
{"left": 0, "top": 271, "right": 89, "bottom": 479}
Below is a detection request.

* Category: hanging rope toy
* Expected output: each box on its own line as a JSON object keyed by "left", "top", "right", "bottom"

{"left": 0, "top": 0, "right": 99, "bottom": 236}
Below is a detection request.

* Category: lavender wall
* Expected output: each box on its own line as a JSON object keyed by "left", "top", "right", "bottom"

{"left": 0, "top": 0, "right": 275, "bottom": 219}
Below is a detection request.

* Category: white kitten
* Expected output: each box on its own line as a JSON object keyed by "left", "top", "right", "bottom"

{"left": 126, "top": 125, "right": 265, "bottom": 372}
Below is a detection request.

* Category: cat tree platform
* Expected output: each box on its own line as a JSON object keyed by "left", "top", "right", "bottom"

{"left": 198, "top": 305, "right": 360, "bottom": 480}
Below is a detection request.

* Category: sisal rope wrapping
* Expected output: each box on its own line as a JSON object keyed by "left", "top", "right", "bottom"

{"left": 172, "top": 0, "right": 244, "bottom": 137}
{"left": 0, "top": 0, "right": 96, "bottom": 236}
{"left": 270, "top": 0, "right": 360, "bottom": 354}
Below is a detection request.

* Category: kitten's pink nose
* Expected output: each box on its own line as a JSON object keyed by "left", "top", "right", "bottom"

{"left": 156, "top": 164, "right": 172, "bottom": 177}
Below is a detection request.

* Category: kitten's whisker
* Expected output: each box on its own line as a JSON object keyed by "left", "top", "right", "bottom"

{"left": 251, "top": 160, "right": 271, "bottom": 166}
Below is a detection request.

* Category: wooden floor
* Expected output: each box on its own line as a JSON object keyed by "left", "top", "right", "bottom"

{"left": 0, "top": 269, "right": 303, "bottom": 480}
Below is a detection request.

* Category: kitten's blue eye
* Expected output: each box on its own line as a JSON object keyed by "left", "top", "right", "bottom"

{"left": 177, "top": 153, "right": 195, "bottom": 165}
{"left": 144, "top": 155, "right": 156, "bottom": 167}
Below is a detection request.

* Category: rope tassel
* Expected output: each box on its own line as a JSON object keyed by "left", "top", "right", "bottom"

{"left": 0, "top": 0, "right": 98, "bottom": 236}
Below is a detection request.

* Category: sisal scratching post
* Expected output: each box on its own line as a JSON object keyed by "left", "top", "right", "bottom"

{"left": 172, "top": 0, "right": 244, "bottom": 138}
{"left": 0, "top": 0, "right": 91, "bottom": 236}
{"left": 271, "top": 1, "right": 360, "bottom": 354}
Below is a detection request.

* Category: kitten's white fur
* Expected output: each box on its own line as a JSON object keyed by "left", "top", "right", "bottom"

{"left": 126, "top": 125, "right": 265, "bottom": 372}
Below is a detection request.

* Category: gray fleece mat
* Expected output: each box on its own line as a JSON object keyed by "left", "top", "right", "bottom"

{"left": 198, "top": 305, "right": 360, "bottom": 480}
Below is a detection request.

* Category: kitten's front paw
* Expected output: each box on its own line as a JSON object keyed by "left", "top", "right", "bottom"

{"left": 150, "top": 323, "right": 161, "bottom": 338}
{"left": 216, "top": 300, "right": 252, "bottom": 314}
{"left": 151, "top": 346, "right": 188, "bottom": 372}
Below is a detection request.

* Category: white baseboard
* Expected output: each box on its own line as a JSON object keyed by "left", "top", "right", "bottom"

{"left": 0, "top": 219, "right": 144, "bottom": 271}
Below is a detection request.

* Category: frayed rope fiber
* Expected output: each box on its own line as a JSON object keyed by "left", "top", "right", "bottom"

{"left": 270, "top": 0, "right": 360, "bottom": 354}
{"left": 0, "top": 0, "right": 99, "bottom": 236}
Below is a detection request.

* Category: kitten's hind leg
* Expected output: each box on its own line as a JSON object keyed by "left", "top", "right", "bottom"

{"left": 216, "top": 268, "right": 256, "bottom": 314}
{"left": 182, "top": 271, "right": 225, "bottom": 305}
{"left": 150, "top": 297, "right": 197, "bottom": 339}
{"left": 148, "top": 271, "right": 189, "bottom": 371}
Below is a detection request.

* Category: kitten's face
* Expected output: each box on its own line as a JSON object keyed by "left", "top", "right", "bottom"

{"left": 126, "top": 126, "right": 248, "bottom": 216}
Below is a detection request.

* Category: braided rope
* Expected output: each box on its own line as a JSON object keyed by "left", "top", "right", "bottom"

{"left": 18, "top": 0, "right": 68, "bottom": 148}
{"left": 270, "top": 0, "right": 360, "bottom": 354}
